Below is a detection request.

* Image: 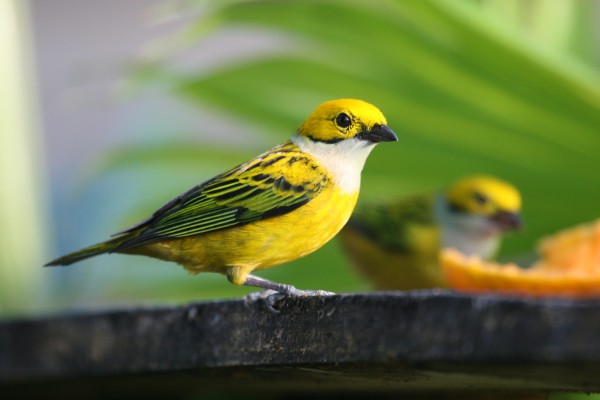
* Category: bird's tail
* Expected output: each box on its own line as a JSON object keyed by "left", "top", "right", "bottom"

{"left": 44, "top": 235, "right": 131, "bottom": 267}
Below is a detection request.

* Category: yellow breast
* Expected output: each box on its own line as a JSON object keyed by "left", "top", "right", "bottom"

{"left": 130, "top": 186, "right": 358, "bottom": 284}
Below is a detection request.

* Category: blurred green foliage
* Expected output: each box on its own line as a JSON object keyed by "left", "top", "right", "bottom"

{"left": 43, "top": 0, "right": 600, "bottom": 310}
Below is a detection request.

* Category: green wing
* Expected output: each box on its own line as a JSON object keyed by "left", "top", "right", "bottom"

{"left": 346, "top": 193, "right": 435, "bottom": 252}
{"left": 113, "top": 143, "right": 328, "bottom": 251}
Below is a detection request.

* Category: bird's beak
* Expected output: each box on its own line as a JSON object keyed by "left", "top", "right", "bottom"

{"left": 490, "top": 211, "right": 522, "bottom": 232}
{"left": 359, "top": 124, "right": 398, "bottom": 143}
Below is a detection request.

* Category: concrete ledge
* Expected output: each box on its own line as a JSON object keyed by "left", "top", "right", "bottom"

{"left": 1, "top": 291, "right": 600, "bottom": 397}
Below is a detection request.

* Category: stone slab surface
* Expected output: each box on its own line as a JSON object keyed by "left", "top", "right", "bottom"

{"left": 1, "top": 291, "right": 599, "bottom": 397}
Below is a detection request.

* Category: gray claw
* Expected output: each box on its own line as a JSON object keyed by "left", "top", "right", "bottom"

{"left": 244, "top": 289, "right": 286, "bottom": 313}
{"left": 244, "top": 289, "right": 280, "bottom": 301}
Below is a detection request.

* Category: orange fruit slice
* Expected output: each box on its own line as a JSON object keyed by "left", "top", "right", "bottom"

{"left": 440, "top": 219, "right": 600, "bottom": 299}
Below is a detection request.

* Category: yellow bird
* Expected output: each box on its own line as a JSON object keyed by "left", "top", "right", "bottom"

{"left": 46, "top": 99, "right": 398, "bottom": 298}
{"left": 340, "top": 175, "right": 521, "bottom": 290}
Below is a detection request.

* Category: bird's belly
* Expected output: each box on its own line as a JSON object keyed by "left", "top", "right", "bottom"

{"left": 133, "top": 187, "right": 358, "bottom": 274}
{"left": 341, "top": 228, "right": 446, "bottom": 290}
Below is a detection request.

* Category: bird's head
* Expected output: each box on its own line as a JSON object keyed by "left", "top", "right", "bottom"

{"left": 291, "top": 99, "right": 397, "bottom": 193}
{"left": 445, "top": 175, "right": 522, "bottom": 235}
{"left": 297, "top": 99, "right": 398, "bottom": 144}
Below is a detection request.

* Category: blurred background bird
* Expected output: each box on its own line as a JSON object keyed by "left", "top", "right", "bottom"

{"left": 45, "top": 99, "right": 398, "bottom": 296}
{"left": 340, "top": 175, "right": 521, "bottom": 290}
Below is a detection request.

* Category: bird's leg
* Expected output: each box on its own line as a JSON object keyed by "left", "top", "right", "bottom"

{"left": 243, "top": 274, "right": 294, "bottom": 294}
{"left": 243, "top": 274, "right": 335, "bottom": 296}
{"left": 227, "top": 266, "right": 335, "bottom": 311}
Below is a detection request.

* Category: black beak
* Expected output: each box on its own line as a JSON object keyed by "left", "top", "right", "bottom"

{"left": 358, "top": 124, "right": 398, "bottom": 143}
{"left": 490, "top": 211, "right": 522, "bottom": 232}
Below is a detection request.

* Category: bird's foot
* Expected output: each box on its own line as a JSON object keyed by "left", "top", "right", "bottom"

{"left": 283, "top": 287, "right": 336, "bottom": 297}
{"left": 244, "top": 286, "right": 335, "bottom": 313}
{"left": 242, "top": 274, "right": 335, "bottom": 312}
{"left": 244, "top": 289, "right": 286, "bottom": 313}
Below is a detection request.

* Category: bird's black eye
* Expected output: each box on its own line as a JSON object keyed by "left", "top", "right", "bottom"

{"left": 335, "top": 113, "right": 352, "bottom": 128}
{"left": 473, "top": 192, "right": 488, "bottom": 205}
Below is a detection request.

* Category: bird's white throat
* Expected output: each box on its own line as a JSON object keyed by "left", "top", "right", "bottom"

{"left": 434, "top": 194, "right": 501, "bottom": 259}
{"left": 291, "top": 133, "right": 376, "bottom": 194}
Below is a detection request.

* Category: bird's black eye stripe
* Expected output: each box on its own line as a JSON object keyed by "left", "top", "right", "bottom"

{"left": 473, "top": 192, "right": 488, "bottom": 205}
{"left": 335, "top": 113, "right": 352, "bottom": 128}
